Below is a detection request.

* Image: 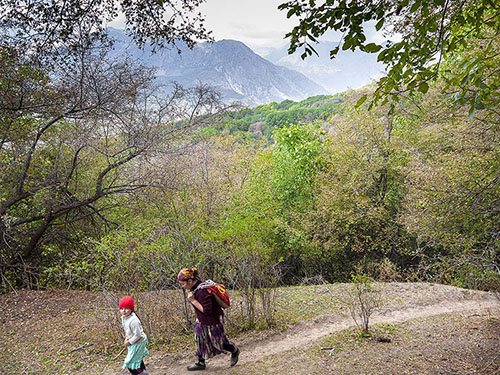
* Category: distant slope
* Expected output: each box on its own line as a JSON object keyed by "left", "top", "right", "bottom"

{"left": 218, "top": 94, "right": 344, "bottom": 140}
{"left": 106, "top": 28, "right": 329, "bottom": 107}
{"left": 263, "top": 41, "right": 386, "bottom": 94}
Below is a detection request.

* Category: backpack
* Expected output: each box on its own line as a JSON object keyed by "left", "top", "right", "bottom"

{"left": 195, "top": 279, "right": 231, "bottom": 308}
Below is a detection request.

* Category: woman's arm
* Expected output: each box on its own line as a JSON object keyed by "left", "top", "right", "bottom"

{"left": 188, "top": 291, "right": 204, "bottom": 312}
{"left": 188, "top": 288, "right": 215, "bottom": 313}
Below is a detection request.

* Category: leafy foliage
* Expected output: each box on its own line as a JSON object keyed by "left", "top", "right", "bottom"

{"left": 259, "top": 123, "right": 328, "bottom": 281}
{"left": 2, "top": 0, "right": 499, "bottom": 300}
{"left": 400, "top": 83, "right": 500, "bottom": 288}
{"left": 218, "top": 94, "right": 343, "bottom": 139}
{"left": 278, "top": 0, "right": 500, "bottom": 111}
{"left": 0, "top": 42, "right": 225, "bottom": 290}
{"left": 0, "top": 0, "right": 212, "bottom": 53}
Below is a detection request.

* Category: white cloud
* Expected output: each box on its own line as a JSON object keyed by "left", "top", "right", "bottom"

{"left": 108, "top": 0, "right": 393, "bottom": 52}
{"left": 200, "top": 1, "right": 394, "bottom": 51}
{"left": 199, "top": 0, "right": 295, "bottom": 49}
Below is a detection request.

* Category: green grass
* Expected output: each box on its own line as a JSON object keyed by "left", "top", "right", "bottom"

{"left": 273, "top": 284, "right": 342, "bottom": 325}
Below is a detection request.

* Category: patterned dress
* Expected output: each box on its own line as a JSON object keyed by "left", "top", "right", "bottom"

{"left": 191, "top": 281, "right": 236, "bottom": 359}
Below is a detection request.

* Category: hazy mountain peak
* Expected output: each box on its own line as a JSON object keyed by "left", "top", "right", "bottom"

{"left": 263, "top": 41, "right": 386, "bottom": 94}
{"left": 105, "top": 28, "right": 329, "bottom": 106}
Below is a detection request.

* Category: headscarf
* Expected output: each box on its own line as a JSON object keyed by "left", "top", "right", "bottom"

{"left": 177, "top": 267, "right": 199, "bottom": 281}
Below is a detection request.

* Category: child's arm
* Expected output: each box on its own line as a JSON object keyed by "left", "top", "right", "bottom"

{"left": 127, "top": 319, "right": 145, "bottom": 345}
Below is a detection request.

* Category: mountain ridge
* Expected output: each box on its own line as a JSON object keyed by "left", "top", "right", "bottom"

{"left": 106, "top": 28, "right": 329, "bottom": 107}
{"left": 262, "top": 41, "right": 386, "bottom": 94}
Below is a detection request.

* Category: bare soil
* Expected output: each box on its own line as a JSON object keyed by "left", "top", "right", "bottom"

{"left": 1, "top": 283, "right": 499, "bottom": 375}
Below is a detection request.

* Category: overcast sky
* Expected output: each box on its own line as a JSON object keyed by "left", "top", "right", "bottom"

{"left": 198, "top": 0, "right": 299, "bottom": 54}
{"left": 109, "top": 0, "right": 386, "bottom": 57}
{"left": 199, "top": 0, "right": 387, "bottom": 56}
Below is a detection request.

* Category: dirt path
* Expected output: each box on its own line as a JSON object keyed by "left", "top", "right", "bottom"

{"left": 3, "top": 283, "right": 498, "bottom": 374}
{"left": 139, "top": 292, "right": 499, "bottom": 375}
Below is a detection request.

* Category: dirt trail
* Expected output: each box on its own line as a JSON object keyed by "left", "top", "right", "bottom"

{"left": 140, "top": 292, "right": 499, "bottom": 375}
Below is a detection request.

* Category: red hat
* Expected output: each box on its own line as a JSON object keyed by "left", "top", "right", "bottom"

{"left": 119, "top": 296, "right": 134, "bottom": 310}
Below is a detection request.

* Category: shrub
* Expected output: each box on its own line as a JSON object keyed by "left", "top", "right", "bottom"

{"left": 336, "top": 273, "right": 382, "bottom": 335}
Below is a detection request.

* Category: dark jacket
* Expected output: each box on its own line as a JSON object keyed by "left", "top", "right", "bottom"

{"left": 191, "top": 280, "right": 224, "bottom": 325}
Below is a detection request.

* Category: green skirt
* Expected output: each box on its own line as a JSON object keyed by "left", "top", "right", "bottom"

{"left": 123, "top": 339, "right": 149, "bottom": 370}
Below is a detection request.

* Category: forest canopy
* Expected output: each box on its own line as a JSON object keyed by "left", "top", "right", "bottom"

{"left": 0, "top": 0, "right": 498, "bottom": 298}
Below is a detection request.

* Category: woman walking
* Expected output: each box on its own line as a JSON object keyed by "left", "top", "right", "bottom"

{"left": 178, "top": 267, "right": 240, "bottom": 371}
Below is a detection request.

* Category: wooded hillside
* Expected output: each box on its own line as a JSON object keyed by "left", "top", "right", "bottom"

{"left": 1, "top": 0, "right": 498, "bottom": 309}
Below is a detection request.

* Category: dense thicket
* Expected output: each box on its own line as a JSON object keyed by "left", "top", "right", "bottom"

{"left": 1, "top": 0, "right": 498, "bottom": 296}
{"left": 0, "top": 0, "right": 222, "bottom": 290}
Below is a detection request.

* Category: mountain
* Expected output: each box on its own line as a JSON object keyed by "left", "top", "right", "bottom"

{"left": 105, "top": 28, "right": 329, "bottom": 107}
{"left": 263, "top": 42, "right": 386, "bottom": 94}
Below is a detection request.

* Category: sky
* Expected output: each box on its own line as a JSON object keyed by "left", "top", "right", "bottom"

{"left": 198, "top": 0, "right": 301, "bottom": 55}
{"left": 109, "top": 0, "right": 386, "bottom": 57}
{"left": 199, "top": 0, "right": 386, "bottom": 56}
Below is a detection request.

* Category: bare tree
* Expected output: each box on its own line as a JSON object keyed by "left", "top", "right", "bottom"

{"left": 0, "top": 39, "right": 226, "bottom": 289}
{"left": 0, "top": 0, "right": 212, "bottom": 54}
{"left": 336, "top": 274, "right": 382, "bottom": 335}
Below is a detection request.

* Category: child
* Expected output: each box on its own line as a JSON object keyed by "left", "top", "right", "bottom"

{"left": 178, "top": 267, "right": 240, "bottom": 371}
{"left": 119, "top": 296, "right": 149, "bottom": 375}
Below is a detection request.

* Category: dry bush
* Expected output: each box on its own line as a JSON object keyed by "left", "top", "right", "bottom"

{"left": 207, "top": 250, "right": 282, "bottom": 330}
{"left": 335, "top": 274, "right": 383, "bottom": 335}
{"left": 300, "top": 275, "right": 329, "bottom": 285}
{"left": 90, "top": 289, "right": 193, "bottom": 352}
{"left": 362, "top": 258, "right": 402, "bottom": 282}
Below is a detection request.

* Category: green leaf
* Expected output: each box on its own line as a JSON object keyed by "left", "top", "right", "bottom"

{"left": 329, "top": 46, "right": 340, "bottom": 58}
{"left": 428, "top": 21, "right": 438, "bottom": 32}
{"left": 410, "top": 0, "right": 421, "bottom": 13}
{"left": 375, "top": 18, "right": 384, "bottom": 31}
{"left": 342, "top": 38, "right": 352, "bottom": 50}
{"left": 474, "top": 101, "right": 485, "bottom": 110}
{"left": 355, "top": 95, "right": 367, "bottom": 107}
{"left": 363, "top": 43, "right": 382, "bottom": 53}
{"left": 389, "top": 103, "right": 395, "bottom": 115}
{"left": 418, "top": 82, "right": 429, "bottom": 94}
{"left": 422, "top": 4, "right": 429, "bottom": 17}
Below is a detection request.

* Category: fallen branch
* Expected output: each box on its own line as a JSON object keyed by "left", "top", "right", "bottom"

{"left": 69, "top": 342, "right": 93, "bottom": 353}
{"left": 112, "top": 347, "right": 126, "bottom": 361}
